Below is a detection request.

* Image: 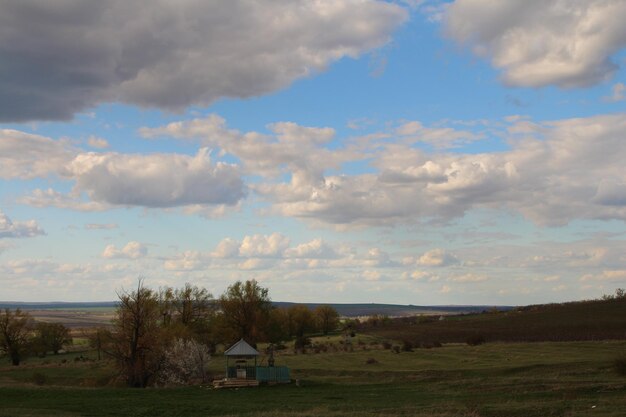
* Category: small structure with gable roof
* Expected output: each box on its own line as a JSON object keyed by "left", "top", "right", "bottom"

{"left": 213, "top": 339, "right": 290, "bottom": 388}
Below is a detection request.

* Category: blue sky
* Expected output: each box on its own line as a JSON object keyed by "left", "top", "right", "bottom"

{"left": 1, "top": 0, "right": 625, "bottom": 304}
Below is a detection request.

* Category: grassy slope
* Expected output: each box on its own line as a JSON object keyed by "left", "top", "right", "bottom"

{"left": 1, "top": 341, "right": 626, "bottom": 417}
{"left": 360, "top": 297, "right": 626, "bottom": 343}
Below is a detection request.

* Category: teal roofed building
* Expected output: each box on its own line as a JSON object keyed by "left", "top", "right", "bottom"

{"left": 213, "top": 339, "right": 290, "bottom": 388}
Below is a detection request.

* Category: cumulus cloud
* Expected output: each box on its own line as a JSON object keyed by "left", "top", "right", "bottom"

{"left": 256, "top": 113, "right": 626, "bottom": 227}
{"left": 141, "top": 115, "right": 355, "bottom": 179}
{"left": 68, "top": 148, "right": 245, "bottom": 208}
{"left": 0, "top": 0, "right": 406, "bottom": 122}
{"left": 239, "top": 233, "right": 290, "bottom": 258}
{"left": 102, "top": 241, "right": 147, "bottom": 259}
{"left": 0, "top": 211, "right": 45, "bottom": 239}
{"left": 417, "top": 249, "right": 459, "bottom": 267}
{"left": 211, "top": 238, "right": 240, "bottom": 259}
{"left": 444, "top": 0, "right": 626, "bottom": 88}
{"left": 164, "top": 251, "right": 208, "bottom": 271}
{"left": 284, "top": 239, "right": 338, "bottom": 259}
{"left": 0, "top": 129, "right": 74, "bottom": 179}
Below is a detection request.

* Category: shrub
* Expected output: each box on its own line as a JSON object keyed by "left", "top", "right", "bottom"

{"left": 466, "top": 335, "right": 486, "bottom": 346}
{"left": 365, "top": 358, "right": 378, "bottom": 365}
{"left": 156, "top": 338, "right": 211, "bottom": 386}
{"left": 392, "top": 346, "right": 401, "bottom": 354}
{"left": 614, "top": 357, "right": 626, "bottom": 376}
{"left": 382, "top": 341, "right": 392, "bottom": 350}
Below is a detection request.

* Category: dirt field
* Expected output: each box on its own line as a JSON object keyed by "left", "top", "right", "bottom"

{"left": 27, "top": 308, "right": 115, "bottom": 329}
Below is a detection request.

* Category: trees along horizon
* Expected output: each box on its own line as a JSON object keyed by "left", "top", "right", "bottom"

{"left": 0, "top": 279, "right": 341, "bottom": 384}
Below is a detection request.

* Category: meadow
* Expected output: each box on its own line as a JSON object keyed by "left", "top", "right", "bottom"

{"left": 2, "top": 297, "right": 626, "bottom": 416}
{"left": 1, "top": 338, "right": 625, "bottom": 417}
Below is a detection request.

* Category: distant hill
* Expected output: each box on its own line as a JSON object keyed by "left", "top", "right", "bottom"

{"left": 0, "top": 301, "right": 509, "bottom": 318}
{"left": 360, "top": 297, "right": 626, "bottom": 343}
{"left": 0, "top": 301, "right": 118, "bottom": 310}
{"left": 272, "top": 302, "right": 510, "bottom": 317}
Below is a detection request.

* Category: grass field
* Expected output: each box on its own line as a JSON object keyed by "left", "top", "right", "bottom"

{"left": 1, "top": 340, "right": 626, "bottom": 417}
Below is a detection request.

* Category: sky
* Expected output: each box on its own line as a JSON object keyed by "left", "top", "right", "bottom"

{"left": 1, "top": 0, "right": 626, "bottom": 305}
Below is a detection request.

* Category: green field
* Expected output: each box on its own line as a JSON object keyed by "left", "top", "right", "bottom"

{"left": 2, "top": 340, "right": 626, "bottom": 417}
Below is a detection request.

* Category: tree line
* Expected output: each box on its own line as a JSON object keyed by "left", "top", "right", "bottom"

{"left": 0, "top": 310, "right": 71, "bottom": 365}
{"left": 0, "top": 279, "right": 339, "bottom": 387}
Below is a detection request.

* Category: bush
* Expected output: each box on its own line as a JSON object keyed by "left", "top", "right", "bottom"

{"left": 156, "top": 339, "right": 211, "bottom": 386}
{"left": 466, "top": 335, "right": 486, "bottom": 346}
{"left": 614, "top": 357, "right": 626, "bottom": 376}
{"left": 382, "top": 341, "right": 392, "bottom": 350}
{"left": 392, "top": 346, "right": 401, "bottom": 354}
{"left": 365, "top": 358, "right": 378, "bottom": 365}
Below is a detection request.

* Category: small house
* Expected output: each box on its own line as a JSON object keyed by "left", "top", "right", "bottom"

{"left": 213, "top": 339, "right": 290, "bottom": 388}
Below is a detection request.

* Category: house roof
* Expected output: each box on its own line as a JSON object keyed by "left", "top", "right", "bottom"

{"left": 224, "top": 338, "right": 260, "bottom": 356}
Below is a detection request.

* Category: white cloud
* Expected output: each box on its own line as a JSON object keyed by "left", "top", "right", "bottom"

{"left": 0, "top": 0, "right": 406, "bottom": 122}
{"left": 238, "top": 258, "right": 276, "bottom": 271}
{"left": 445, "top": 0, "right": 626, "bottom": 88}
{"left": 395, "top": 120, "right": 484, "bottom": 149}
{"left": 0, "top": 129, "right": 74, "bottom": 179}
{"left": 0, "top": 211, "right": 45, "bottom": 239}
{"left": 257, "top": 113, "right": 626, "bottom": 227}
{"left": 239, "top": 233, "right": 290, "bottom": 258}
{"left": 164, "top": 251, "right": 208, "bottom": 271}
{"left": 18, "top": 188, "right": 111, "bottom": 212}
{"left": 362, "top": 270, "right": 382, "bottom": 281}
{"left": 211, "top": 238, "right": 240, "bottom": 259}
{"left": 284, "top": 238, "right": 338, "bottom": 259}
{"left": 68, "top": 148, "right": 245, "bottom": 208}
{"left": 417, "top": 248, "right": 459, "bottom": 267}
{"left": 102, "top": 241, "right": 147, "bottom": 259}
{"left": 580, "top": 269, "right": 626, "bottom": 282}
{"left": 141, "top": 115, "right": 354, "bottom": 180}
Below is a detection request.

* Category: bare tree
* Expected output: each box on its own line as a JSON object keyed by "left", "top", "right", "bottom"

{"left": 174, "top": 283, "right": 214, "bottom": 326}
{"left": 0, "top": 308, "right": 33, "bottom": 366}
{"left": 109, "top": 279, "right": 163, "bottom": 387}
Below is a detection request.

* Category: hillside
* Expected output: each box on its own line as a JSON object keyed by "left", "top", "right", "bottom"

{"left": 359, "top": 297, "right": 626, "bottom": 343}
{"left": 0, "top": 301, "right": 506, "bottom": 318}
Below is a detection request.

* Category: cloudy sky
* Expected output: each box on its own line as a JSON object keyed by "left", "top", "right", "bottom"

{"left": 1, "top": 0, "right": 626, "bottom": 304}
